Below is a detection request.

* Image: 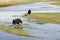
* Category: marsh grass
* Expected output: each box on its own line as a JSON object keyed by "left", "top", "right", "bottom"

{"left": 3, "top": 22, "right": 11, "bottom": 24}
{"left": 49, "top": 0, "right": 60, "bottom": 5}
{"left": 23, "top": 13, "right": 60, "bottom": 24}
{"left": 50, "top": 2, "right": 60, "bottom": 6}
{"left": 0, "top": 24, "right": 40, "bottom": 38}
{"left": 0, "top": 0, "right": 48, "bottom": 7}
{"left": 41, "top": 7, "right": 54, "bottom": 8}
{"left": 0, "top": 26, "right": 31, "bottom": 37}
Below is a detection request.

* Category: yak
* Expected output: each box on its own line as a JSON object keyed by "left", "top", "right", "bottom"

{"left": 12, "top": 18, "right": 22, "bottom": 29}
{"left": 28, "top": 9, "right": 31, "bottom": 15}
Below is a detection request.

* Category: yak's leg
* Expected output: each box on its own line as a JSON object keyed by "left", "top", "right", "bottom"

{"left": 13, "top": 23, "right": 18, "bottom": 28}
{"left": 17, "top": 23, "right": 22, "bottom": 29}
{"left": 20, "top": 23, "right": 23, "bottom": 29}
{"left": 16, "top": 24, "right": 20, "bottom": 28}
{"left": 13, "top": 24, "right": 16, "bottom": 28}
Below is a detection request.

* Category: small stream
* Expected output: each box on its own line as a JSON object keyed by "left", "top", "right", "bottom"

{"left": 0, "top": 2, "right": 60, "bottom": 40}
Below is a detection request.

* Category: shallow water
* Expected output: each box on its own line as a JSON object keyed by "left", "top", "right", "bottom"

{"left": 1, "top": 18, "right": 60, "bottom": 40}
{"left": 0, "top": 31, "right": 41, "bottom": 40}
{"left": 0, "top": 2, "right": 60, "bottom": 40}
{"left": 23, "top": 21, "right": 60, "bottom": 40}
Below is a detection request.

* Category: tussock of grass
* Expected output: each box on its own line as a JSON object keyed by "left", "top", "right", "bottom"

{"left": 23, "top": 13, "right": 60, "bottom": 24}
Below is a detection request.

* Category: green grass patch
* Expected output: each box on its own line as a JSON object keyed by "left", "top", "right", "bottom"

{"left": 23, "top": 13, "right": 60, "bottom": 24}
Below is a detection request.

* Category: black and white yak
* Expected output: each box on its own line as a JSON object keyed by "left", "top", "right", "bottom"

{"left": 12, "top": 18, "right": 22, "bottom": 29}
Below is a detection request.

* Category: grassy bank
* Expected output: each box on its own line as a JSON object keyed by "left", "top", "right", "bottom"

{"left": 0, "top": 0, "right": 60, "bottom": 7}
{"left": 23, "top": 13, "right": 60, "bottom": 24}
{"left": 0, "top": 0, "right": 48, "bottom": 7}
